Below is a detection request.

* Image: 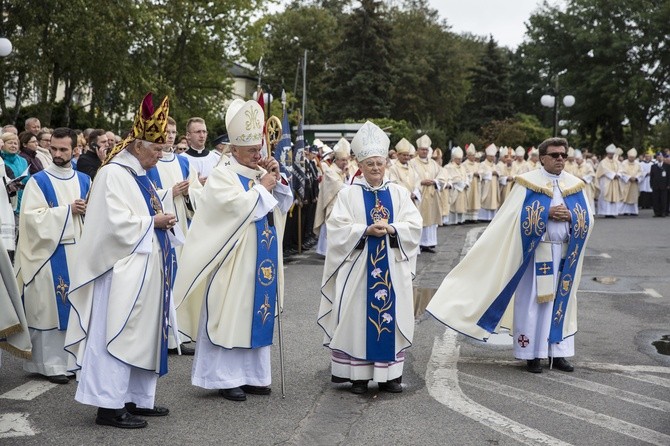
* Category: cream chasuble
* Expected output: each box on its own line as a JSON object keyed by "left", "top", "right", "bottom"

{"left": 388, "top": 162, "right": 420, "bottom": 206}
{"left": 313, "top": 164, "right": 348, "bottom": 236}
{"left": 427, "top": 169, "right": 593, "bottom": 343}
{"left": 575, "top": 161, "right": 597, "bottom": 212}
{"left": 16, "top": 164, "right": 89, "bottom": 331}
{"left": 479, "top": 159, "right": 501, "bottom": 211}
{"left": 443, "top": 162, "right": 468, "bottom": 215}
{"left": 463, "top": 159, "right": 481, "bottom": 216}
{"left": 618, "top": 159, "right": 643, "bottom": 205}
{"left": 409, "top": 157, "right": 442, "bottom": 226}
{"left": 173, "top": 161, "right": 292, "bottom": 349}
{"left": 65, "top": 150, "right": 169, "bottom": 374}
{"left": 595, "top": 157, "right": 621, "bottom": 214}
{"left": 318, "top": 181, "right": 422, "bottom": 380}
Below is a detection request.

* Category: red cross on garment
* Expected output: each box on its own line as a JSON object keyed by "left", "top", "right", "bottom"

{"left": 518, "top": 334, "right": 530, "bottom": 348}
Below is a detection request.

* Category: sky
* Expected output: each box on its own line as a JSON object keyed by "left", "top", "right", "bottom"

{"left": 426, "top": 0, "right": 553, "bottom": 49}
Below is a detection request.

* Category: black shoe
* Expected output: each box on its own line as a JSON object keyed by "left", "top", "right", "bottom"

{"left": 125, "top": 402, "right": 169, "bottom": 417}
{"left": 551, "top": 357, "right": 574, "bottom": 372}
{"left": 378, "top": 381, "right": 403, "bottom": 393}
{"left": 47, "top": 374, "right": 70, "bottom": 384}
{"left": 350, "top": 380, "right": 368, "bottom": 394}
{"left": 240, "top": 385, "right": 271, "bottom": 395}
{"left": 179, "top": 344, "right": 195, "bottom": 356}
{"left": 526, "top": 358, "right": 542, "bottom": 373}
{"left": 219, "top": 387, "right": 246, "bottom": 401}
{"left": 96, "top": 408, "right": 147, "bottom": 429}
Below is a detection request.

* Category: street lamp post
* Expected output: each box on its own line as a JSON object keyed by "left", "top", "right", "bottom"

{"left": 540, "top": 71, "right": 575, "bottom": 137}
{"left": 0, "top": 38, "right": 12, "bottom": 57}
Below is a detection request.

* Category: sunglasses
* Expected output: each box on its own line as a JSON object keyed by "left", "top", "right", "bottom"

{"left": 546, "top": 152, "right": 567, "bottom": 159}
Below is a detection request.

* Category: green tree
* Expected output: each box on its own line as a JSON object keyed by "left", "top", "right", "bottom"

{"left": 461, "top": 36, "right": 513, "bottom": 132}
{"left": 325, "top": 0, "right": 394, "bottom": 121}
{"left": 522, "top": 0, "right": 670, "bottom": 151}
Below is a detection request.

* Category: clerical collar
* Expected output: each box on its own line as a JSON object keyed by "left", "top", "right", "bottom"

{"left": 541, "top": 167, "right": 563, "bottom": 181}
{"left": 186, "top": 147, "right": 210, "bottom": 157}
{"left": 418, "top": 156, "right": 429, "bottom": 164}
{"left": 46, "top": 163, "right": 73, "bottom": 179}
{"left": 159, "top": 151, "right": 176, "bottom": 162}
{"left": 353, "top": 176, "right": 389, "bottom": 192}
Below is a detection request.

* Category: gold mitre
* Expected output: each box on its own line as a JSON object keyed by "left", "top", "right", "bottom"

{"left": 104, "top": 92, "right": 170, "bottom": 164}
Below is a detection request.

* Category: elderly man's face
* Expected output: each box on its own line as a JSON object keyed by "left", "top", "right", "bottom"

{"left": 232, "top": 144, "right": 262, "bottom": 169}
{"left": 133, "top": 140, "right": 165, "bottom": 170}
{"left": 398, "top": 152, "right": 411, "bottom": 165}
{"left": 27, "top": 120, "right": 41, "bottom": 135}
{"left": 359, "top": 156, "right": 386, "bottom": 186}
{"left": 417, "top": 147, "right": 429, "bottom": 159}
{"left": 334, "top": 157, "right": 349, "bottom": 171}
{"left": 541, "top": 145, "right": 567, "bottom": 175}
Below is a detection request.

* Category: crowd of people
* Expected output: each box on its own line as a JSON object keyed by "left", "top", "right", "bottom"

{"left": 1, "top": 96, "right": 669, "bottom": 430}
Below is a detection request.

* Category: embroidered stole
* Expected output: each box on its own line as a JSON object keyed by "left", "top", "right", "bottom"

{"left": 32, "top": 171, "right": 90, "bottom": 330}
{"left": 238, "top": 174, "right": 278, "bottom": 348}
{"left": 362, "top": 186, "right": 396, "bottom": 362}
{"left": 133, "top": 174, "right": 171, "bottom": 376}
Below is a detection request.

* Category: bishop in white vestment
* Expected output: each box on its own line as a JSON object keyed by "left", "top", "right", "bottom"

{"left": 319, "top": 122, "right": 422, "bottom": 394}
{"left": 174, "top": 100, "right": 292, "bottom": 402}
{"left": 65, "top": 93, "right": 176, "bottom": 428}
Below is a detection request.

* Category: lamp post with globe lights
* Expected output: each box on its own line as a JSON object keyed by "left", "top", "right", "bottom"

{"left": 0, "top": 38, "right": 12, "bottom": 57}
{"left": 540, "top": 70, "right": 575, "bottom": 137}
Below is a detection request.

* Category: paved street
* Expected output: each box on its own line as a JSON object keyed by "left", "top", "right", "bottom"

{"left": 1, "top": 209, "right": 669, "bottom": 445}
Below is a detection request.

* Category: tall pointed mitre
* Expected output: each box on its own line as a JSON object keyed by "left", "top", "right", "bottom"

{"left": 485, "top": 143, "right": 498, "bottom": 157}
{"left": 395, "top": 138, "right": 413, "bottom": 155}
{"left": 605, "top": 143, "right": 616, "bottom": 154}
{"left": 334, "top": 137, "right": 351, "bottom": 160}
{"left": 515, "top": 146, "right": 525, "bottom": 157}
{"left": 103, "top": 92, "right": 170, "bottom": 164}
{"left": 416, "top": 134, "right": 432, "bottom": 149}
{"left": 350, "top": 121, "right": 389, "bottom": 161}
{"left": 465, "top": 143, "right": 476, "bottom": 155}
{"left": 451, "top": 146, "right": 464, "bottom": 159}
{"left": 226, "top": 99, "right": 264, "bottom": 146}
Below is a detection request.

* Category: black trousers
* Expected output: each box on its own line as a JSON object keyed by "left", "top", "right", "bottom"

{"left": 651, "top": 188, "right": 668, "bottom": 216}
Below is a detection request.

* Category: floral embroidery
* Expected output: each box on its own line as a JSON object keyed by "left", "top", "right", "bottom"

{"left": 368, "top": 240, "right": 393, "bottom": 341}
{"left": 257, "top": 293, "right": 272, "bottom": 325}
{"left": 56, "top": 276, "right": 68, "bottom": 304}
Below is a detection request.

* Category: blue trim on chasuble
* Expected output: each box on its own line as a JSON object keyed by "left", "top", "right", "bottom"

{"left": 361, "top": 186, "right": 396, "bottom": 362}
{"left": 549, "top": 192, "right": 590, "bottom": 342}
{"left": 132, "top": 174, "right": 171, "bottom": 376}
{"left": 32, "top": 171, "right": 90, "bottom": 331}
{"left": 237, "top": 174, "right": 278, "bottom": 348}
{"left": 177, "top": 155, "right": 190, "bottom": 180}
{"left": 146, "top": 166, "right": 163, "bottom": 189}
{"left": 476, "top": 189, "right": 551, "bottom": 333}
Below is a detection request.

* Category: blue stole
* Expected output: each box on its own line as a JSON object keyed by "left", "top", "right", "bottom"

{"left": 32, "top": 170, "right": 90, "bottom": 330}
{"left": 361, "top": 186, "right": 396, "bottom": 362}
{"left": 550, "top": 192, "right": 590, "bottom": 342}
{"left": 145, "top": 155, "right": 190, "bottom": 286}
{"left": 237, "top": 174, "right": 278, "bottom": 348}
{"left": 132, "top": 174, "right": 171, "bottom": 376}
{"left": 477, "top": 189, "right": 551, "bottom": 333}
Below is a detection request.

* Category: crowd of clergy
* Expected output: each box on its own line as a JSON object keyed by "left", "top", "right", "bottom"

{"left": 1, "top": 100, "right": 669, "bottom": 429}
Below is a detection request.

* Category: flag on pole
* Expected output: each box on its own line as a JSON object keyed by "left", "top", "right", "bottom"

{"left": 292, "top": 118, "right": 306, "bottom": 202}
{"left": 275, "top": 105, "right": 292, "bottom": 180}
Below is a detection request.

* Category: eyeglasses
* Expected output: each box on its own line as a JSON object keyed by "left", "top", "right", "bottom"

{"left": 40, "top": 139, "right": 51, "bottom": 142}
{"left": 546, "top": 152, "right": 567, "bottom": 159}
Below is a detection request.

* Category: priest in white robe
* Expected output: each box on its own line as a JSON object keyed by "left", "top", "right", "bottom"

{"left": 318, "top": 121, "right": 422, "bottom": 394}
{"left": 427, "top": 137, "right": 593, "bottom": 374}
{"left": 574, "top": 150, "right": 597, "bottom": 212}
{"left": 387, "top": 138, "right": 420, "bottom": 207}
{"left": 596, "top": 144, "right": 621, "bottom": 217}
{"left": 174, "top": 99, "right": 293, "bottom": 402}
{"left": 409, "top": 135, "right": 443, "bottom": 253}
{"left": 147, "top": 116, "right": 203, "bottom": 353}
{"left": 443, "top": 147, "right": 468, "bottom": 225}
{"left": 65, "top": 93, "right": 176, "bottom": 429}
{"left": 463, "top": 144, "right": 481, "bottom": 222}
{"left": 618, "top": 148, "right": 644, "bottom": 216}
{"left": 16, "top": 127, "right": 90, "bottom": 384}
{"left": 313, "top": 145, "right": 350, "bottom": 256}
{"left": 478, "top": 144, "right": 501, "bottom": 221}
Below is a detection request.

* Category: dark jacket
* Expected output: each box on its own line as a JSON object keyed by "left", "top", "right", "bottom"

{"left": 18, "top": 147, "right": 44, "bottom": 175}
{"left": 76, "top": 151, "right": 102, "bottom": 180}
{"left": 650, "top": 162, "right": 670, "bottom": 190}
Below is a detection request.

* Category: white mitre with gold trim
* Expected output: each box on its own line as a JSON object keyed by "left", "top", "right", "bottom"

{"left": 351, "top": 121, "right": 389, "bottom": 161}
{"left": 225, "top": 99, "right": 264, "bottom": 146}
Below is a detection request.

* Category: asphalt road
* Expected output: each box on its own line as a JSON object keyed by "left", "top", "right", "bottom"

{"left": 1, "top": 208, "right": 668, "bottom": 445}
